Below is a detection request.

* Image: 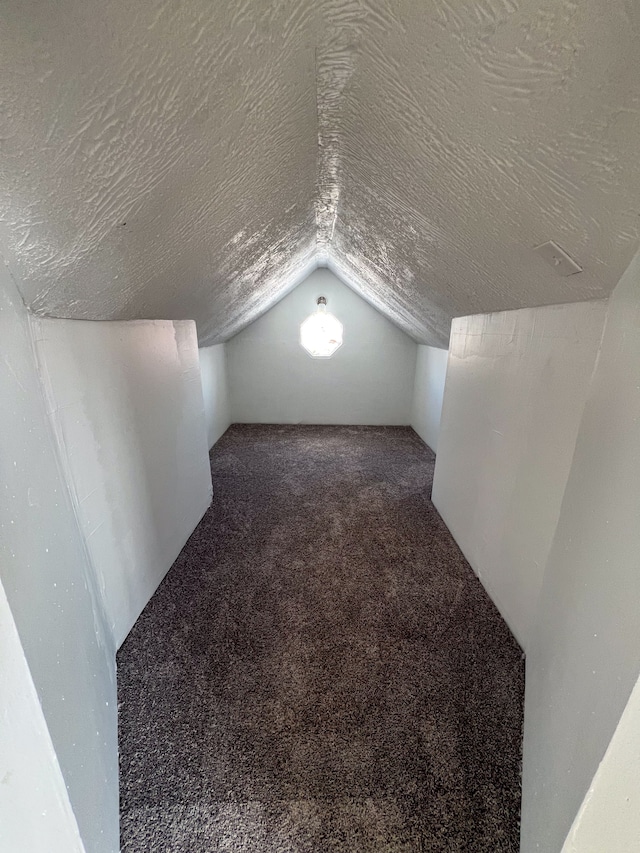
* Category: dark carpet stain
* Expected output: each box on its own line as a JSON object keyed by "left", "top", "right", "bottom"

{"left": 118, "top": 425, "right": 524, "bottom": 852}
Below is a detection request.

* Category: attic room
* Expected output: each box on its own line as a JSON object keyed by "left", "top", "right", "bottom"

{"left": 1, "top": 1, "right": 639, "bottom": 852}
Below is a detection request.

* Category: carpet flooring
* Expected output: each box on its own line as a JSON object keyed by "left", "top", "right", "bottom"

{"left": 118, "top": 425, "right": 524, "bottom": 852}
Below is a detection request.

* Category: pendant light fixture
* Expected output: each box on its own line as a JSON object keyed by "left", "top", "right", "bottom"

{"left": 300, "top": 296, "right": 343, "bottom": 358}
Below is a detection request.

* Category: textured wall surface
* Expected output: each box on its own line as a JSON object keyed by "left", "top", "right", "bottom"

{"left": 2, "top": 1, "right": 640, "bottom": 346}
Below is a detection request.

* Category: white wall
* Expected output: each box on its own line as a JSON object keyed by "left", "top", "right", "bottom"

{"left": 521, "top": 252, "right": 640, "bottom": 852}
{"left": 0, "top": 577, "right": 85, "bottom": 853}
{"left": 227, "top": 268, "right": 417, "bottom": 425}
{"left": 199, "top": 344, "right": 231, "bottom": 448}
{"left": 0, "top": 261, "right": 118, "bottom": 852}
{"left": 432, "top": 300, "right": 606, "bottom": 649}
{"left": 561, "top": 672, "right": 640, "bottom": 853}
{"left": 411, "top": 345, "right": 448, "bottom": 452}
{"left": 32, "top": 317, "right": 212, "bottom": 649}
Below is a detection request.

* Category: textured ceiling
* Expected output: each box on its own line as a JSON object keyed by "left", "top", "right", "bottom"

{"left": 2, "top": 1, "right": 640, "bottom": 346}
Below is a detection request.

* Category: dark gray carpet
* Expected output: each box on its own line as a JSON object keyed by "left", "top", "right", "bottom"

{"left": 118, "top": 425, "right": 524, "bottom": 852}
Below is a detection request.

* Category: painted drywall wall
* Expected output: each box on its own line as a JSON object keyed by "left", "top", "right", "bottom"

{"left": 521, "top": 250, "right": 640, "bottom": 852}
{"left": 32, "top": 317, "right": 212, "bottom": 649}
{"left": 199, "top": 344, "right": 231, "bottom": 448}
{"left": 0, "top": 578, "right": 85, "bottom": 853}
{"left": 0, "top": 260, "right": 118, "bottom": 852}
{"left": 561, "top": 672, "right": 640, "bottom": 853}
{"left": 411, "top": 345, "right": 448, "bottom": 453}
{"left": 432, "top": 300, "right": 606, "bottom": 649}
{"left": 227, "top": 269, "right": 417, "bottom": 425}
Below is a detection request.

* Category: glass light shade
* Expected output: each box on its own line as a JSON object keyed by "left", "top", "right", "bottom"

{"left": 300, "top": 302, "right": 343, "bottom": 358}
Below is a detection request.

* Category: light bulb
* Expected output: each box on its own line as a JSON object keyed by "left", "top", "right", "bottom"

{"left": 300, "top": 297, "right": 343, "bottom": 358}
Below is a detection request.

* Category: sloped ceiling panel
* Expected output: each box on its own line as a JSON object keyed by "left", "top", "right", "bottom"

{"left": 2, "top": 1, "right": 640, "bottom": 346}
{"left": 0, "top": 1, "right": 320, "bottom": 344}
{"left": 320, "top": 0, "right": 640, "bottom": 346}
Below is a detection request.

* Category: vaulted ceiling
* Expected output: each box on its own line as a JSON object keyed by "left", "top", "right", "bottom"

{"left": 1, "top": 1, "right": 640, "bottom": 347}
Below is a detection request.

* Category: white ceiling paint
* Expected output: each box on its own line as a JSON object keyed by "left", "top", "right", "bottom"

{"left": 1, "top": 0, "right": 640, "bottom": 346}
{"left": 0, "top": 1, "right": 319, "bottom": 344}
